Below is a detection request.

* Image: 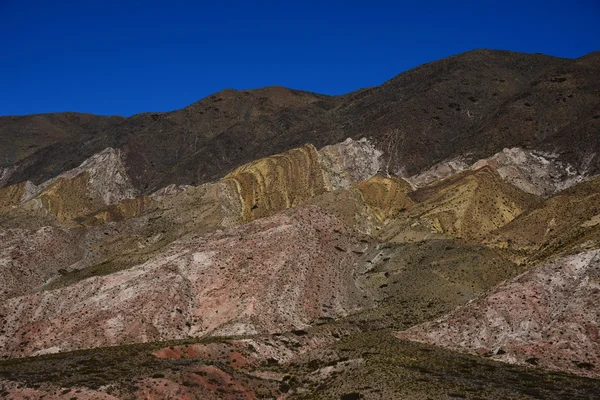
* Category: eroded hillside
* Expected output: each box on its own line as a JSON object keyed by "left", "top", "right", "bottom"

{"left": 1, "top": 49, "right": 600, "bottom": 399}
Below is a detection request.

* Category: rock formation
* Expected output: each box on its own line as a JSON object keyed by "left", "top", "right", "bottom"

{"left": 380, "top": 166, "right": 539, "bottom": 242}
{"left": 408, "top": 147, "right": 592, "bottom": 197}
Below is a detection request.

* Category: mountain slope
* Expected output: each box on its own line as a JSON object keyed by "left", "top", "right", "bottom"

{"left": 2, "top": 50, "right": 598, "bottom": 193}
{"left": 0, "top": 206, "right": 373, "bottom": 358}
{"left": 396, "top": 249, "right": 600, "bottom": 378}
{"left": 379, "top": 166, "right": 539, "bottom": 242}
{"left": 486, "top": 176, "right": 600, "bottom": 264}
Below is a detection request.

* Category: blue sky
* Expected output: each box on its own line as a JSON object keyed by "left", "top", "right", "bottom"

{"left": 1, "top": 0, "right": 599, "bottom": 116}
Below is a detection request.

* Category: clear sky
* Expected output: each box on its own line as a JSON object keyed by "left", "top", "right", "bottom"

{"left": 1, "top": 0, "right": 599, "bottom": 117}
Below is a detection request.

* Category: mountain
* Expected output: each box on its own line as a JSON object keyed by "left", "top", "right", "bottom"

{"left": 2, "top": 50, "right": 599, "bottom": 193}
{"left": 1, "top": 49, "right": 600, "bottom": 399}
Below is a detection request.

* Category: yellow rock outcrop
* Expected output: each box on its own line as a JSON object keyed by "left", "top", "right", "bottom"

{"left": 355, "top": 175, "right": 414, "bottom": 221}
{"left": 2, "top": 140, "right": 385, "bottom": 230}
{"left": 222, "top": 144, "right": 328, "bottom": 222}
{"left": 0, "top": 182, "right": 29, "bottom": 210}
{"left": 32, "top": 172, "right": 104, "bottom": 225}
{"left": 380, "top": 167, "right": 539, "bottom": 242}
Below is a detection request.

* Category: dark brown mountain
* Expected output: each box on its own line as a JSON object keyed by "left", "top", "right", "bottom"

{"left": 0, "top": 113, "right": 124, "bottom": 185}
{"left": 2, "top": 49, "right": 599, "bottom": 193}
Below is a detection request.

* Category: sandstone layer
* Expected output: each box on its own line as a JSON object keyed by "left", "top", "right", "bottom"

{"left": 380, "top": 166, "right": 538, "bottom": 242}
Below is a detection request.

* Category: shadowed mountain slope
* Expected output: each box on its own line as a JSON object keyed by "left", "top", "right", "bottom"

{"left": 0, "top": 113, "right": 125, "bottom": 186}
{"left": 2, "top": 50, "right": 599, "bottom": 193}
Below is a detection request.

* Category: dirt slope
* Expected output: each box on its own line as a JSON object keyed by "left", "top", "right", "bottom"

{"left": 397, "top": 249, "right": 600, "bottom": 378}
{"left": 0, "top": 206, "right": 373, "bottom": 358}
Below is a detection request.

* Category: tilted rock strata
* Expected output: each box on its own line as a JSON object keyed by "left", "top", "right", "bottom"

{"left": 485, "top": 176, "right": 600, "bottom": 263}
{"left": 222, "top": 144, "right": 328, "bottom": 222}
{"left": 79, "top": 138, "right": 383, "bottom": 227}
{"left": 223, "top": 138, "right": 382, "bottom": 223}
{"left": 0, "top": 206, "right": 372, "bottom": 358}
{"left": 380, "top": 166, "right": 538, "bottom": 242}
{"left": 355, "top": 175, "right": 414, "bottom": 221}
{"left": 1, "top": 139, "right": 381, "bottom": 227}
{"left": 408, "top": 147, "right": 591, "bottom": 197}
{"left": 91, "top": 138, "right": 383, "bottom": 227}
{"left": 396, "top": 249, "right": 600, "bottom": 377}
{"left": 0, "top": 148, "right": 138, "bottom": 225}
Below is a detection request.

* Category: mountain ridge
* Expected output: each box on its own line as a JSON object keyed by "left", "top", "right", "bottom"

{"left": 2, "top": 49, "right": 598, "bottom": 192}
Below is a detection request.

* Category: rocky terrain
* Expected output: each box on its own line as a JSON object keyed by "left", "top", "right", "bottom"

{"left": 396, "top": 250, "right": 600, "bottom": 378}
{"left": 0, "top": 206, "right": 373, "bottom": 358}
{"left": 1, "top": 49, "right": 600, "bottom": 399}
